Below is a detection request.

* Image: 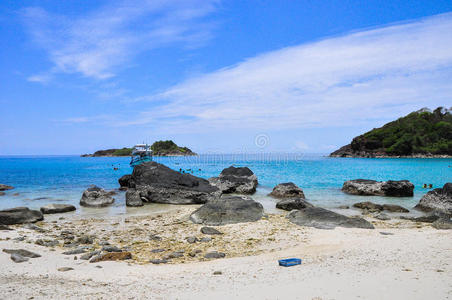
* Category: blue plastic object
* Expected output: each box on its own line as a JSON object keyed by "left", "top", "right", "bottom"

{"left": 278, "top": 258, "right": 302, "bottom": 267}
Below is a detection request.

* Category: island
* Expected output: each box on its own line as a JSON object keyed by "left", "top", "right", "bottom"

{"left": 330, "top": 107, "right": 452, "bottom": 158}
{"left": 81, "top": 140, "right": 197, "bottom": 157}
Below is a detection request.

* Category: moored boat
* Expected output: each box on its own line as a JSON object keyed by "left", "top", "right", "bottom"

{"left": 130, "top": 144, "right": 152, "bottom": 167}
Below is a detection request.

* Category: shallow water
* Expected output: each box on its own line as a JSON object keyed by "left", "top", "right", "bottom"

{"left": 0, "top": 154, "right": 451, "bottom": 215}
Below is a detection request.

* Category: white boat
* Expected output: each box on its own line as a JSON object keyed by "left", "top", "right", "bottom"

{"left": 130, "top": 144, "right": 152, "bottom": 167}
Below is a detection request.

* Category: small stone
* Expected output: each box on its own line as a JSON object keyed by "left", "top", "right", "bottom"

{"left": 0, "top": 225, "right": 13, "bottom": 230}
{"left": 338, "top": 205, "right": 350, "bottom": 209}
{"left": 200, "top": 237, "right": 212, "bottom": 242}
{"left": 101, "top": 245, "right": 122, "bottom": 252}
{"left": 213, "top": 271, "right": 222, "bottom": 275}
{"left": 204, "top": 251, "right": 225, "bottom": 259}
{"left": 95, "top": 265, "right": 103, "bottom": 268}
{"left": 3, "top": 249, "right": 41, "bottom": 258}
{"left": 379, "top": 232, "right": 394, "bottom": 236}
{"left": 35, "top": 239, "right": 59, "bottom": 247}
{"left": 150, "top": 259, "right": 168, "bottom": 264}
{"left": 24, "top": 224, "right": 47, "bottom": 233}
{"left": 200, "top": 227, "right": 223, "bottom": 235}
{"left": 77, "top": 235, "right": 94, "bottom": 244}
{"left": 62, "top": 247, "right": 86, "bottom": 255}
{"left": 10, "top": 253, "right": 29, "bottom": 263}
{"left": 375, "top": 213, "right": 391, "bottom": 221}
{"left": 80, "top": 251, "right": 101, "bottom": 260}
{"left": 150, "top": 249, "right": 165, "bottom": 253}
{"left": 149, "top": 234, "right": 162, "bottom": 241}
{"left": 186, "top": 236, "right": 198, "bottom": 244}
{"left": 57, "top": 267, "right": 74, "bottom": 272}
{"left": 89, "top": 252, "right": 132, "bottom": 263}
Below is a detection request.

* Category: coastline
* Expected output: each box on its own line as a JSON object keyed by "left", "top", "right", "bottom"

{"left": 1, "top": 207, "right": 450, "bottom": 299}
{"left": 329, "top": 154, "right": 452, "bottom": 158}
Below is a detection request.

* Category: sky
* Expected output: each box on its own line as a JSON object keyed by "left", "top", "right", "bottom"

{"left": 1, "top": 0, "right": 452, "bottom": 155}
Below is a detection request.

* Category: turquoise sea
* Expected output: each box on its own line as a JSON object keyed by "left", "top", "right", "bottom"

{"left": 0, "top": 154, "right": 451, "bottom": 215}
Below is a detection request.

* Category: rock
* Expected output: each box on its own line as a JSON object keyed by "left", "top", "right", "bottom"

{"left": 400, "top": 214, "right": 440, "bottom": 223}
{"left": 89, "top": 252, "right": 132, "bottom": 263}
{"left": 342, "top": 179, "right": 414, "bottom": 197}
{"left": 190, "top": 196, "right": 264, "bottom": 225}
{"left": 200, "top": 237, "right": 212, "bottom": 242}
{"left": 0, "top": 184, "right": 14, "bottom": 191}
{"left": 40, "top": 204, "right": 76, "bottom": 214}
{"left": 287, "top": 206, "right": 375, "bottom": 229}
{"left": 186, "top": 236, "right": 198, "bottom": 244}
{"left": 204, "top": 251, "right": 226, "bottom": 259}
{"left": 200, "top": 227, "right": 223, "bottom": 235}
{"left": 269, "top": 182, "right": 305, "bottom": 199}
{"left": 208, "top": 166, "right": 258, "bottom": 194}
{"left": 62, "top": 248, "right": 86, "bottom": 255}
{"left": 80, "top": 251, "right": 100, "bottom": 260}
{"left": 432, "top": 218, "right": 452, "bottom": 230}
{"left": 80, "top": 185, "right": 115, "bottom": 207}
{"left": 0, "top": 191, "right": 5, "bottom": 196}
{"left": 23, "top": 223, "right": 47, "bottom": 233}
{"left": 10, "top": 253, "right": 29, "bottom": 263}
{"left": 164, "top": 252, "right": 184, "bottom": 259}
{"left": 415, "top": 183, "right": 452, "bottom": 214}
{"left": 276, "top": 198, "right": 314, "bottom": 211}
{"left": 213, "top": 271, "right": 222, "bottom": 275}
{"left": 382, "top": 204, "right": 409, "bottom": 213}
{"left": 3, "top": 249, "right": 41, "bottom": 258}
{"left": 379, "top": 232, "right": 394, "bottom": 235}
{"left": 0, "top": 225, "right": 13, "bottom": 230}
{"left": 150, "top": 249, "right": 165, "bottom": 253}
{"left": 35, "top": 239, "right": 59, "bottom": 247}
{"left": 150, "top": 259, "right": 168, "bottom": 264}
{"left": 124, "top": 162, "right": 220, "bottom": 205}
{"left": 375, "top": 213, "right": 390, "bottom": 220}
{"left": 338, "top": 205, "right": 350, "bottom": 209}
{"left": 125, "top": 189, "right": 144, "bottom": 207}
{"left": 119, "top": 174, "right": 134, "bottom": 189}
{"left": 0, "top": 207, "right": 44, "bottom": 225}
{"left": 102, "top": 245, "right": 122, "bottom": 252}
{"left": 58, "top": 267, "right": 74, "bottom": 272}
{"left": 353, "top": 202, "right": 409, "bottom": 213}
{"left": 77, "top": 235, "right": 94, "bottom": 244}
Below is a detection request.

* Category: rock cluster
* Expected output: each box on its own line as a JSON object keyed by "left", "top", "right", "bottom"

{"left": 342, "top": 179, "right": 414, "bottom": 197}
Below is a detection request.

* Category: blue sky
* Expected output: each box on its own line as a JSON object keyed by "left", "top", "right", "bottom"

{"left": 1, "top": 0, "right": 452, "bottom": 155}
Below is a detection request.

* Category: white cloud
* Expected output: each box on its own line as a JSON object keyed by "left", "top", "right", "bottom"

{"left": 124, "top": 13, "right": 452, "bottom": 133}
{"left": 22, "top": 0, "right": 219, "bottom": 80}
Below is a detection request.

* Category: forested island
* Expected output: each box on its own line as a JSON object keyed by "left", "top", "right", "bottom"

{"left": 330, "top": 107, "right": 452, "bottom": 157}
{"left": 81, "top": 140, "right": 196, "bottom": 157}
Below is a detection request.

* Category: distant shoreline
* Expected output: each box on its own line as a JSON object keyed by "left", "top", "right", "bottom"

{"left": 329, "top": 154, "right": 452, "bottom": 158}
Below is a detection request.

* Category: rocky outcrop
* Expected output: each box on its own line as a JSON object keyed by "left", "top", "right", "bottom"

{"left": 286, "top": 206, "right": 374, "bottom": 229}
{"left": 0, "top": 184, "right": 13, "bottom": 191}
{"left": 0, "top": 207, "right": 44, "bottom": 225}
{"left": 40, "top": 204, "right": 76, "bottom": 214}
{"left": 276, "top": 198, "right": 314, "bottom": 211}
{"left": 353, "top": 201, "right": 409, "bottom": 213}
{"left": 190, "top": 196, "right": 263, "bottom": 225}
{"left": 208, "top": 166, "right": 258, "bottom": 194}
{"left": 269, "top": 182, "right": 305, "bottom": 198}
{"left": 80, "top": 185, "right": 115, "bottom": 207}
{"left": 118, "top": 174, "right": 134, "bottom": 190}
{"left": 125, "top": 189, "right": 144, "bottom": 207}
{"left": 124, "top": 162, "right": 220, "bottom": 205}
{"left": 415, "top": 183, "right": 452, "bottom": 215}
{"left": 342, "top": 179, "right": 414, "bottom": 197}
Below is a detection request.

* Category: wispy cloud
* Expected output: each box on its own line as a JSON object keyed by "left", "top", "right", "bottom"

{"left": 121, "top": 13, "right": 452, "bottom": 133}
{"left": 22, "top": 0, "right": 219, "bottom": 80}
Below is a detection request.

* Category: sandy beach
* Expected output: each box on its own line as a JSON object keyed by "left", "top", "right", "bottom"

{"left": 1, "top": 206, "right": 451, "bottom": 300}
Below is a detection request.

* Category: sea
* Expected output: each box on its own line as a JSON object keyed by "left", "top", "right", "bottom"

{"left": 0, "top": 154, "right": 451, "bottom": 216}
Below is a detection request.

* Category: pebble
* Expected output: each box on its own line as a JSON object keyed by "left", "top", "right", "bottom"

{"left": 213, "top": 271, "right": 222, "bottom": 275}
{"left": 62, "top": 248, "right": 86, "bottom": 255}
{"left": 102, "top": 245, "right": 122, "bottom": 252}
{"left": 186, "top": 236, "right": 198, "bottom": 244}
{"left": 150, "top": 249, "right": 165, "bottom": 253}
{"left": 80, "top": 251, "right": 101, "bottom": 260}
{"left": 200, "top": 237, "right": 212, "bottom": 242}
{"left": 150, "top": 259, "right": 169, "bottom": 264}
{"left": 204, "top": 251, "right": 226, "bottom": 259}
{"left": 57, "top": 267, "right": 74, "bottom": 272}
{"left": 200, "top": 227, "right": 223, "bottom": 235}
{"left": 10, "top": 253, "right": 29, "bottom": 263}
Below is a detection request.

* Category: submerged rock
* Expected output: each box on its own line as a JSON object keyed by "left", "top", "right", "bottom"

{"left": 190, "top": 196, "right": 264, "bottom": 225}
{"left": 40, "top": 204, "right": 76, "bottom": 214}
{"left": 124, "top": 162, "right": 220, "bottom": 205}
{"left": 0, "top": 207, "right": 44, "bottom": 225}
{"left": 0, "top": 184, "right": 14, "bottom": 191}
{"left": 80, "top": 185, "right": 115, "bottom": 207}
{"left": 342, "top": 179, "right": 414, "bottom": 197}
{"left": 287, "top": 206, "right": 375, "bottom": 229}
{"left": 276, "top": 198, "right": 314, "bottom": 211}
{"left": 208, "top": 166, "right": 258, "bottom": 194}
{"left": 415, "top": 183, "right": 452, "bottom": 215}
{"left": 269, "top": 182, "right": 305, "bottom": 199}
{"left": 353, "top": 202, "right": 409, "bottom": 213}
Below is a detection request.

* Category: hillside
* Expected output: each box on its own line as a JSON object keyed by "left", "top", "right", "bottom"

{"left": 330, "top": 107, "right": 452, "bottom": 157}
{"left": 81, "top": 140, "right": 196, "bottom": 157}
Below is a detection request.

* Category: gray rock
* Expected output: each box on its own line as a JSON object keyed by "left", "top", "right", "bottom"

{"left": 382, "top": 204, "right": 409, "bottom": 213}
{"left": 62, "top": 247, "right": 86, "bottom": 255}
{"left": 415, "top": 183, "right": 452, "bottom": 215}
{"left": 190, "top": 196, "right": 264, "bottom": 225}
{"left": 400, "top": 214, "right": 440, "bottom": 223}
{"left": 150, "top": 249, "right": 165, "bottom": 253}
{"left": 287, "top": 206, "right": 375, "bottom": 229}
{"left": 150, "top": 259, "right": 168, "bottom": 264}
{"left": 208, "top": 166, "right": 258, "bottom": 195}
{"left": 186, "top": 236, "right": 198, "bottom": 244}
{"left": 342, "top": 179, "right": 414, "bottom": 197}
{"left": 35, "top": 239, "right": 59, "bottom": 247}
{"left": 101, "top": 245, "right": 122, "bottom": 252}
{"left": 200, "top": 237, "right": 212, "bottom": 242}
{"left": 269, "top": 182, "right": 305, "bottom": 199}
{"left": 164, "top": 252, "right": 184, "bottom": 259}
{"left": 276, "top": 198, "right": 314, "bottom": 211}
{"left": 80, "top": 251, "right": 101, "bottom": 260}
{"left": 3, "top": 249, "right": 41, "bottom": 258}
{"left": 23, "top": 223, "right": 47, "bottom": 233}
{"left": 124, "top": 162, "right": 220, "bottom": 205}
{"left": 200, "top": 227, "right": 223, "bottom": 235}
{"left": 204, "top": 251, "right": 226, "bottom": 259}
{"left": 119, "top": 174, "right": 134, "bottom": 189}
{"left": 125, "top": 189, "right": 144, "bottom": 207}
{"left": 10, "top": 253, "right": 29, "bottom": 263}
{"left": 353, "top": 202, "right": 409, "bottom": 213}
{"left": 375, "top": 213, "right": 391, "bottom": 220}
{"left": 432, "top": 218, "right": 452, "bottom": 230}
{"left": 80, "top": 185, "right": 115, "bottom": 208}
{"left": 379, "top": 232, "right": 394, "bottom": 235}
{"left": 0, "top": 184, "right": 14, "bottom": 191}
{"left": 77, "top": 235, "right": 95, "bottom": 244}
{"left": 0, "top": 207, "right": 44, "bottom": 225}
{"left": 40, "top": 204, "right": 76, "bottom": 214}
{"left": 58, "top": 267, "right": 74, "bottom": 272}
{"left": 213, "top": 271, "right": 222, "bottom": 275}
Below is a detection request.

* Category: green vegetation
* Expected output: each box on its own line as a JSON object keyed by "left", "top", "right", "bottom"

{"left": 151, "top": 140, "right": 195, "bottom": 156}
{"left": 112, "top": 148, "right": 133, "bottom": 156}
{"left": 349, "top": 107, "right": 452, "bottom": 156}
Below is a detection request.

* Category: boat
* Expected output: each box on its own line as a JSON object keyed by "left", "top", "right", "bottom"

{"left": 130, "top": 144, "right": 153, "bottom": 167}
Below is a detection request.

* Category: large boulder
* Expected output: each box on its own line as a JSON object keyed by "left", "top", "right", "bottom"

{"left": 80, "top": 185, "right": 115, "bottom": 207}
{"left": 342, "top": 179, "right": 414, "bottom": 197}
{"left": 287, "top": 206, "right": 374, "bottom": 229}
{"left": 353, "top": 201, "right": 409, "bottom": 213}
{"left": 276, "top": 198, "right": 314, "bottom": 211}
{"left": 0, "top": 184, "right": 14, "bottom": 191}
{"left": 415, "top": 183, "right": 452, "bottom": 215}
{"left": 40, "top": 204, "right": 76, "bottom": 214}
{"left": 0, "top": 207, "right": 44, "bottom": 225}
{"left": 208, "top": 166, "right": 258, "bottom": 194}
{"left": 269, "top": 182, "right": 305, "bottom": 198}
{"left": 190, "top": 196, "right": 264, "bottom": 225}
{"left": 125, "top": 162, "right": 220, "bottom": 205}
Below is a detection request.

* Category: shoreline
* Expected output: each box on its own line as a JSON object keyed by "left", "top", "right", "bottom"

{"left": 0, "top": 207, "right": 450, "bottom": 299}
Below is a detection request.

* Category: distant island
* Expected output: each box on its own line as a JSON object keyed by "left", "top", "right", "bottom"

{"left": 330, "top": 107, "right": 452, "bottom": 158}
{"left": 81, "top": 140, "right": 197, "bottom": 157}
